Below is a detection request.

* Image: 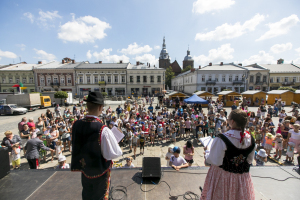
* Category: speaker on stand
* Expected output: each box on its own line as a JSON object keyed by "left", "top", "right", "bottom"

{"left": 0, "top": 147, "right": 10, "bottom": 179}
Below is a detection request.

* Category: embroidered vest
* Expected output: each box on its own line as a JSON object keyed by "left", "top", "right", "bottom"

{"left": 71, "top": 117, "right": 111, "bottom": 178}
{"left": 218, "top": 134, "right": 255, "bottom": 174}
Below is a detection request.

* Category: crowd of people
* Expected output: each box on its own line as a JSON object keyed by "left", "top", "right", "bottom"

{"left": 1, "top": 95, "right": 300, "bottom": 171}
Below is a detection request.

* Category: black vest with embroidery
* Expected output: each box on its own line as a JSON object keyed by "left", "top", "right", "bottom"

{"left": 71, "top": 117, "right": 111, "bottom": 178}
{"left": 218, "top": 134, "right": 255, "bottom": 174}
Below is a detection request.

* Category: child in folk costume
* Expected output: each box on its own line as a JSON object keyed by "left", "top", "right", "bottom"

{"left": 201, "top": 109, "right": 256, "bottom": 200}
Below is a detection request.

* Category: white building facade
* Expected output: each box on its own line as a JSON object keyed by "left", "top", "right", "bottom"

{"left": 127, "top": 63, "right": 165, "bottom": 96}
{"left": 171, "top": 69, "right": 197, "bottom": 94}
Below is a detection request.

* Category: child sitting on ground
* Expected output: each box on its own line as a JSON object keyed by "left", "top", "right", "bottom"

{"left": 56, "top": 155, "right": 70, "bottom": 169}
{"left": 169, "top": 146, "right": 189, "bottom": 171}
{"left": 11, "top": 143, "right": 20, "bottom": 169}
{"left": 255, "top": 149, "right": 268, "bottom": 166}
{"left": 274, "top": 133, "right": 283, "bottom": 159}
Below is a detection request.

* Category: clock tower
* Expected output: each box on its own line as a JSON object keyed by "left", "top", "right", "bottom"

{"left": 159, "top": 37, "right": 170, "bottom": 69}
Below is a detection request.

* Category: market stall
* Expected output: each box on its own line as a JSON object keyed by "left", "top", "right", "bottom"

{"left": 267, "top": 90, "right": 294, "bottom": 106}
{"left": 217, "top": 91, "right": 241, "bottom": 107}
{"left": 293, "top": 90, "right": 300, "bottom": 104}
{"left": 241, "top": 90, "right": 267, "bottom": 106}
{"left": 194, "top": 91, "right": 213, "bottom": 107}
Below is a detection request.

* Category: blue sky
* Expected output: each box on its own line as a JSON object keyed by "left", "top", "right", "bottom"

{"left": 1, "top": 0, "right": 300, "bottom": 67}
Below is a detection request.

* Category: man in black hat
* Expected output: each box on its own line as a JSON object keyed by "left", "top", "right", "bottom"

{"left": 71, "top": 92, "right": 122, "bottom": 200}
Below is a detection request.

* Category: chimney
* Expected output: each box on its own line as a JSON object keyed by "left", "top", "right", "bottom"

{"left": 99, "top": 61, "right": 102, "bottom": 64}
{"left": 120, "top": 60, "right": 123, "bottom": 64}
{"left": 72, "top": 59, "right": 75, "bottom": 64}
{"left": 199, "top": 65, "right": 201, "bottom": 69}
{"left": 191, "top": 68, "right": 195, "bottom": 72}
{"left": 277, "top": 58, "right": 284, "bottom": 64}
{"left": 38, "top": 61, "right": 42, "bottom": 64}
{"left": 154, "top": 65, "right": 155, "bottom": 68}
{"left": 220, "top": 62, "right": 223, "bottom": 66}
{"left": 209, "top": 62, "right": 212, "bottom": 66}
{"left": 238, "top": 63, "right": 242, "bottom": 66}
{"left": 62, "top": 59, "right": 65, "bottom": 64}
{"left": 136, "top": 61, "right": 140, "bottom": 66}
{"left": 147, "top": 62, "right": 148, "bottom": 66}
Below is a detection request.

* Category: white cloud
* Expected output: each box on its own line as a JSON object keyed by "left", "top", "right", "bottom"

{"left": 16, "top": 44, "right": 26, "bottom": 51}
{"left": 194, "top": 43, "right": 234, "bottom": 66}
{"left": 33, "top": 48, "right": 56, "bottom": 61}
{"left": 94, "top": 45, "right": 98, "bottom": 48}
{"left": 256, "top": 14, "right": 300, "bottom": 41}
{"left": 24, "top": 12, "right": 34, "bottom": 23}
{"left": 58, "top": 15, "right": 111, "bottom": 43}
{"left": 119, "top": 43, "right": 152, "bottom": 55}
{"left": 86, "top": 50, "right": 92, "bottom": 59}
{"left": 195, "top": 14, "right": 265, "bottom": 41}
{"left": 270, "top": 43, "right": 293, "bottom": 54}
{"left": 135, "top": 54, "right": 159, "bottom": 67}
{"left": 242, "top": 51, "right": 275, "bottom": 65}
{"left": 92, "top": 48, "right": 129, "bottom": 63}
{"left": 192, "top": 0, "right": 235, "bottom": 14}
{"left": 37, "top": 10, "right": 62, "bottom": 28}
{"left": 295, "top": 47, "right": 300, "bottom": 55}
{"left": 0, "top": 49, "right": 17, "bottom": 60}
{"left": 154, "top": 45, "right": 160, "bottom": 49}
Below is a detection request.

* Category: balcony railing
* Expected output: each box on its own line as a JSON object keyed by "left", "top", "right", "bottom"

{"left": 232, "top": 80, "right": 244, "bottom": 85}
{"left": 206, "top": 80, "right": 216, "bottom": 86}
{"left": 50, "top": 82, "right": 60, "bottom": 87}
{"left": 282, "top": 82, "right": 295, "bottom": 86}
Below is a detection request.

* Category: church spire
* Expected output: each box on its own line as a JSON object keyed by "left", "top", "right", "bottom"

{"left": 162, "top": 36, "right": 166, "bottom": 49}
{"left": 159, "top": 36, "right": 169, "bottom": 60}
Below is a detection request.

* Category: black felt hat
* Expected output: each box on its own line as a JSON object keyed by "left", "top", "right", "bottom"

{"left": 84, "top": 91, "right": 104, "bottom": 105}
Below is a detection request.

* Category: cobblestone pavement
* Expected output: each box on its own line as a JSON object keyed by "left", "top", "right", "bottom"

{"left": 1, "top": 97, "right": 298, "bottom": 170}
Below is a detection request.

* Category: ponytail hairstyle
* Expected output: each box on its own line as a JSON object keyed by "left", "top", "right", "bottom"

{"left": 228, "top": 109, "right": 248, "bottom": 144}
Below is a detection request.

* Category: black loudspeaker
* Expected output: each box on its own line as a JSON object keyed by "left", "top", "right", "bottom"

{"left": 142, "top": 157, "right": 161, "bottom": 178}
{"left": 0, "top": 147, "right": 10, "bottom": 179}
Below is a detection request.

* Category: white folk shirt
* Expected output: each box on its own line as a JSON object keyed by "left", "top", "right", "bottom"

{"left": 86, "top": 115, "right": 122, "bottom": 160}
{"left": 206, "top": 129, "right": 256, "bottom": 166}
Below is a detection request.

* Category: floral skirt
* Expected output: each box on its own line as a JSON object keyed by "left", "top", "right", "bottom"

{"left": 201, "top": 165, "right": 255, "bottom": 200}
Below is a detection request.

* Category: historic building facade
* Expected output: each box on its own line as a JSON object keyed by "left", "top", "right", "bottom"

{"left": 244, "top": 64, "right": 270, "bottom": 91}
{"left": 182, "top": 48, "right": 194, "bottom": 70}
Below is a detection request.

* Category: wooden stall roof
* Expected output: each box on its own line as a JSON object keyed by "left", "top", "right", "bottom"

{"left": 217, "top": 91, "right": 241, "bottom": 96}
{"left": 194, "top": 91, "right": 213, "bottom": 96}
{"left": 241, "top": 90, "right": 267, "bottom": 95}
{"left": 168, "top": 91, "right": 188, "bottom": 97}
{"left": 267, "top": 90, "right": 294, "bottom": 94}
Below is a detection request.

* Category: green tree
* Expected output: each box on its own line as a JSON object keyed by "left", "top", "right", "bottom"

{"left": 54, "top": 91, "right": 68, "bottom": 105}
{"left": 165, "top": 66, "right": 175, "bottom": 89}
{"left": 182, "top": 65, "right": 192, "bottom": 73}
{"left": 278, "top": 87, "right": 296, "bottom": 92}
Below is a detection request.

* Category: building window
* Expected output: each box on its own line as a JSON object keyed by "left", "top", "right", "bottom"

{"left": 137, "top": 76, "right": 140, "bottom": 83}
{"left": 256, "top": 76, "right": 260, "bottom": 83}
{"left": 143, "top": 76, "right": 147, "bottom": 83}
{"left": 250, "top": 76, "right": 254, "bottom": 83}
{"left": 263, "top": 76, "right": 267, "bottom": 82}
{"left": 190, "top": 77, "right": 192, "bottom": 83}
{"left": 276, "top": 77, "right": 280, "bottom": 83}
{"left": 157, "top": 76, "right": 161, "bottom": 82}
{"left": 47, "top": 77, "right": 51, "bottom": 84}
{"left": 2, "top": 78, "right": 5, "bottom": 83}
{"left": 235, "top": 76, "right": 238, "bottom": 81}
{"left": 94, "top": 88, "right": 99, "bottom": 92}
{"left": 215, "top": 77, "right": 218, "bottom": 82}
{"left": 107, "top": 76, "right": 111, "bottom": 83}
{"left": 53, "top": 77, "right": 58, "bottom": 83}
{"left": 249, "top": 86, "right": 253, "bottom": 90}
{"left": 60, "top": 78, "right": 65, "bottom": 84}
{"left": 67, "top": 77, "right": 71, "bottom": 84}
{"left": 229, "top": 76, "right": 232, "bottom": 82}
{"left": 29, "top": 77, "right": 33, "bottom": 83}
{"left": 270, "top": 77, "right": 273, "bottom": 83}
{"left": 222, "top": 76, "right": 225, "bottom": 82}
{"left": 101, "top": 76, "right": 104, "bottom": 81}
{"left": 79, "top": 77, "right": 83, "bottom": 83}
{"left": 22, "top": 78, "right": 27, "bottom": 83}
{"left": 130, "top": 76, "right": 133, "bottom": 83}
{"left": 94, "top": 76, "right": 98, "bottom": 83}
{"left": 30, "top": 89, "right": 34, "bottom": 92}
{"left": 208, "top": 76, "right": 212, "bottom": 81}
{"left": 40, "top": 77, "right": 45, "bottom": 84}
{"left": 9, "top": 78, "right": 13, "bottom": 83}
{"left": 293, "top": 77, "right": 296, "bottom": 82}
{"left": 122, "top": 76, "right": 125, "bottom": 83}
{"left": 150, "top": 76, "right": 154, "bottom": 83}
{"left": 87, "top": 76, "right": 90, "bottom": 83}
{"left": 115, "top": 76, "right": 118, "bottom": 83}
{"left": 16, "top": 78, "right": 20, "bottom": 83}
{"left": 202, "top": 75, "right": 205, "bottom": 82}
{"left": 284, "top": 77, "right": 288, "bottom": 82}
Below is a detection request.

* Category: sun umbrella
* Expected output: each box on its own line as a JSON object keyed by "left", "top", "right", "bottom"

{"left": 12, "top": 84, "right": 20, "bottom": 87}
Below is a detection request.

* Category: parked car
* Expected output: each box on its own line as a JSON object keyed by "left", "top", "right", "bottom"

{"left": 0, "top": 104, "right": 27, "bottom": 115}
